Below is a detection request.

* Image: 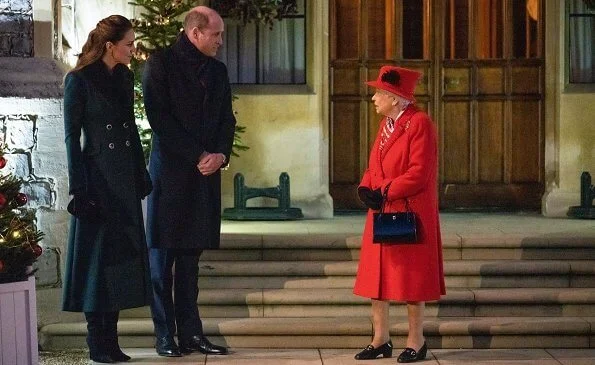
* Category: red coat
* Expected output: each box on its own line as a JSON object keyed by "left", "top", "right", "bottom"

{"left": 353, "top": 106, "right": 446, "bottom": 301}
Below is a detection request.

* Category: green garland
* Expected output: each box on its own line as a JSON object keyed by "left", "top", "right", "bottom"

{"left": 212, "top": 0, "right": 298, "bottom": 29}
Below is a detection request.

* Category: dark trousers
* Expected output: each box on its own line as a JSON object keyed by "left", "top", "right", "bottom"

{"left": 148, "top": 248, "right": 203, "bottom": 340}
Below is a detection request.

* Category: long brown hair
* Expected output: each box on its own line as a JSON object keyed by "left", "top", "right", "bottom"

{"left": 70, "top": 15, "right": 132, "bottom": 73}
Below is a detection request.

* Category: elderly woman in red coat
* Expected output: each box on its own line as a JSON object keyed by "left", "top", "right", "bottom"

{"left": 353, "top": 66, "right": 445, "bottom": 363}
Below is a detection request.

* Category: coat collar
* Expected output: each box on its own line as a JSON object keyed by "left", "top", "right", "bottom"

{"left": 377, "top": 105, "right": 418, "bottom": 162}
{"left": 171, "top": 32, "right": 212, "bottom": 93}
{"left": 172, "top": 32, "right": 209, "bottom": 65}
{"left": 82, "top": 60, "right": 132, "bottom": 106}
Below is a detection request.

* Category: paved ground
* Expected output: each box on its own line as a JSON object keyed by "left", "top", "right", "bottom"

{"left": 40, "top": 347, "right": 595, "bottom": 364}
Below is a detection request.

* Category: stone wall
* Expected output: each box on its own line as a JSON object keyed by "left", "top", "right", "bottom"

{"left": 0, "top": 0, "right": 33, "bottom": 56}
{"left": 0, "top": 57, "right": 66, "bottom": 288}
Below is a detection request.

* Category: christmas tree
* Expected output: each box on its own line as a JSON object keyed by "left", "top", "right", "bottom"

{"left": 129, "top": 0, "right": 249, "bottom": 161}
{"left": 0, "top": 146, "right": 44, "bottom": 284}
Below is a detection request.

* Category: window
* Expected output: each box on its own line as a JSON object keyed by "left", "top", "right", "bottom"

{"left": 568, "top": 0, "right": 595, "bottom": 83}
{"left": 216, "top": 0, "right": 306, "bottom": 84}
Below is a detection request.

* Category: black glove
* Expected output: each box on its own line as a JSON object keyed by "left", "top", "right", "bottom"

{"left": 67, "top": 193, "right": 102, "bottom": 221}
{"left": 357, "top": 187, "right": 383, "bottom": 210}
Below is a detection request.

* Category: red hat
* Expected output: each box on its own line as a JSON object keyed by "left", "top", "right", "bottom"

{"left": 366, "top": 66, "right": 422, "bottom": 102}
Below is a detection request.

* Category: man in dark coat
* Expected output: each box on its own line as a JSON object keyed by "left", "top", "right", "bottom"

{"left": 142, "top": 6, "right": 236, "bottom": 357}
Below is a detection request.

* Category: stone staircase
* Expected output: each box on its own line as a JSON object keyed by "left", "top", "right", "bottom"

{"left": 39, "top": 224, "right": 595, "bottom": 350}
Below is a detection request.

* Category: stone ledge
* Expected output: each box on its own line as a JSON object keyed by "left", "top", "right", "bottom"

{"left": 198, "top": 261, "right": 357, "bottom": 276}
{"left": 346, "top": 234, "right": 463, "bottom": 249}
{"left": 263, "top": 234, "right": 358, "bottom": 249}
{"left": 346, "top": 232, "right": 595, "bottom": 249}
{"left": 129, "top": 288, "right": 595, "bottom": 306}
{"left": 0, "top": 57, "right": 64, "bottom": 98}
{"left": 39, "top": 316, "right": 591, "bottom": 337}
{"left": 198, "top": 275, "right": 356, "bottom": 289}
{"left": 0, "top": 97, "right": 62, "bottom": 115}
{"left": 443, "top": 261, "right": 571, "bottom": 275}
{"left": 472, "top": 288, "right": 595, "bottom": 303}
{"left": 198, "top": 260, "right": 591, "bottom": 277}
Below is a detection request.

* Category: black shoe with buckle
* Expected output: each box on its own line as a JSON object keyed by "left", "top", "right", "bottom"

{"left": 155, "top": 336, "right": 182, "bottom": 357}
{"left": 397, "top": 342, "right": 427, "bottom": 363}
{"left": 179, "top": 335, "right": 228, "bottom": 355}
{"left": 354, "top": 340, "right": 393, "bottom": 360}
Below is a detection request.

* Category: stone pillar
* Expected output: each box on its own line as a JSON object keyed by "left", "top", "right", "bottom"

{"left": 32, "top": 0, "right": 55, "bottom": 58}
{"left": 0, "top": 0, "right": 34, "bottom": 56}
{"left": 542, "top": 0, "right": 595, "bottom": 217}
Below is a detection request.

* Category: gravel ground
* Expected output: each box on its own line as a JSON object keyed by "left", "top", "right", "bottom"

{"left": 39, "top": 350, "right": 88, "bottom": 365}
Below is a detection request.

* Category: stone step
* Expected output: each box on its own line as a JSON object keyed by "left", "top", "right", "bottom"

{"left": 38, "top": 316, "right": 595, "bottom": 350}
{"left": 196, "top": 260, "right": 595, "bottom": 288}
{"left": 207, "top": 233, "right": 595, "bottom": 261}
{"left": 199, "top": 260, "right": 595, "bottom": 276}
{"left": 115, "top": 288, "right": 595, "bottom": 319}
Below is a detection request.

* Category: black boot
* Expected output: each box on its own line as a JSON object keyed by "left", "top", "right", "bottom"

{"left": 104, "top": 311, "right": 131, "bottom": 362}
{"left": 85, "top": 312, "right": 115, "bottom": 363}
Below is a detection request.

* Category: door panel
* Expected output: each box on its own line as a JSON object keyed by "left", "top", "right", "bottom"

{"left": 367, "top": 102, "right": 381, "bottom": 148}
{"left": 443, "top": 102, "right": 471, "bottom": 183}
{"left": 332, "top": 0, "right": 360, "bottom": 59}
{"left": 511, "top": 100, "right": 541, "bottom": 183}
{"left": 443, "top": 67, "right": 471, "bottom": 95}
{"left": 444, "top": 0, "right": 469, "bottom": 59}
{"left": 477, "top": 101, "right": 504, "bottom": 183}
{"left": 332, "top": 66, "right": 361, "bottom": 95}
{"left": 477, "top": 66, "right": 505, "bottom": 94}
{"left": 511, "top": 66, "right": 541, "bottom": 94}
{"left": 331, "top": 101, "right": 361, "bottom": 183}
{"left": 367, "top": 1, "right": 393, "bottom": 59}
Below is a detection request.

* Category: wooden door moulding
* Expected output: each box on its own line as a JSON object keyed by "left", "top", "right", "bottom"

{"left": 441, "top": 183, "right": 544, "bottom": 210}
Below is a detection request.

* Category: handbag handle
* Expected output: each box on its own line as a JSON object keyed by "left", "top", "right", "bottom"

{"left": 380, "top": 183, "right": 411, "bottom": 214}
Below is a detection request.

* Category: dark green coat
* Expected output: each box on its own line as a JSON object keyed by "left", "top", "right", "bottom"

{"left": 62, "top": 61, "right": 152, "bottom": 312}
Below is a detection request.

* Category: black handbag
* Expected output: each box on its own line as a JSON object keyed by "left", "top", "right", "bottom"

{"left": 373, "top": 186, "right": 418, "bottom": 244}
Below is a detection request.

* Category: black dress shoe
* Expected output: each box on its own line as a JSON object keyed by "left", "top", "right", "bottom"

{"left": 397, "top": 342, "right": 427, "bottom": 363}
{"left": 354, "top": 340, "right": 393, "bottom": 359}
{"left": 179, "top": 335, "right": 228, "bottom": 355}
{"left": 155, "top": 336, "right": 182, "bottom": 357}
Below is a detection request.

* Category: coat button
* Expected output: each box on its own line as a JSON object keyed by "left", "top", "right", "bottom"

{"left": 108, "top": 143, "right": 115, "bottom": 149}
{"left": 125, "top": 140, "right": 131, "bottom": 147}
{"left": 123, "top": 122, "right": 129, "bottom": 128}
{"left": 106, "top": 124, "right": 113, "bottom": 130}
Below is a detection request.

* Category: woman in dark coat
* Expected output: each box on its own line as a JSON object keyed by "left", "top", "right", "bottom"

{"left": 62, "top": 15, "right": 152, "bottom": 363}
{"left": 353, "top": 66, "right": 445, "bottom": 363}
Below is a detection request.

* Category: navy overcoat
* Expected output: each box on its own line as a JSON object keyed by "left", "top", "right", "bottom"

{"left": 142, "top": 33, "right": 236, "bottom": 250}
{"left": 62, "top": 61, "right": 152, "bottom": 312}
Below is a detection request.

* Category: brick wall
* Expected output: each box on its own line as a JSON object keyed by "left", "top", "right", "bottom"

{"left": 0, "top": 0, "right": 34, "bottom": 56}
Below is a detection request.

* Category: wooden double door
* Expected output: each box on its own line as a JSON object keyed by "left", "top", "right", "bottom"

{"left": 330, "top": 0, "right": 545, "bottom": 210}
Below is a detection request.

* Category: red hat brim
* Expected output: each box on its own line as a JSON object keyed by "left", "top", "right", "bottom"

{"left": 366, "top": 80, "right": 416, "bottom": 103}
